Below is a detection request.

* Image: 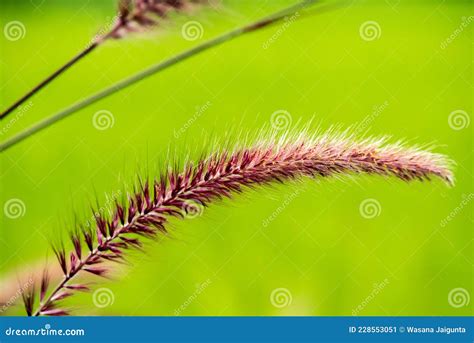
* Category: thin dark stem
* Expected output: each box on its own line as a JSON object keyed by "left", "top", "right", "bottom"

{"left": 0, "top": 43, "right": 99, "bottom": 120}
{"left": 0, "top": 0, "right": 324, "bottom": 152}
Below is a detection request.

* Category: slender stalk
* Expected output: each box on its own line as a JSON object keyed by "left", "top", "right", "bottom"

{"left": 0, "top": 0, "right": 206, "bottom": 120}
{"left": 0, "top": 0, "right": 322, "bottom": 152}
{"left": 0, "top": 43, "right": 98, "bottom": 119}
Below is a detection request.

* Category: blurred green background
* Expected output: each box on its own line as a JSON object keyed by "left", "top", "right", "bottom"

{"left": 0, "top": 0, "right": 472, "bottom": 316}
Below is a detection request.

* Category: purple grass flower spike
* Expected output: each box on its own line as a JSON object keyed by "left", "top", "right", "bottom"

{"left": 23, "top": 129, "right": 454, "bottom": 316}
{"left": 96, "top": 0, "right": 205, "bottom": 43}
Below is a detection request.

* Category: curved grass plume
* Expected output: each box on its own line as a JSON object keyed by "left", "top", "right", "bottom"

{"left": 22, "top": 129, "right": 453, "bottom": 316}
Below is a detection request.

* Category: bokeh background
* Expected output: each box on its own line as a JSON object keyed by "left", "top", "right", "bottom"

{"left": 0, "top": 0, "right": 472, "bottom": 316}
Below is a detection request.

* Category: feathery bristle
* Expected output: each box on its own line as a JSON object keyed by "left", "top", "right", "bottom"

{"left": 26, "top": 129, "right": 453, "bottom": 316}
